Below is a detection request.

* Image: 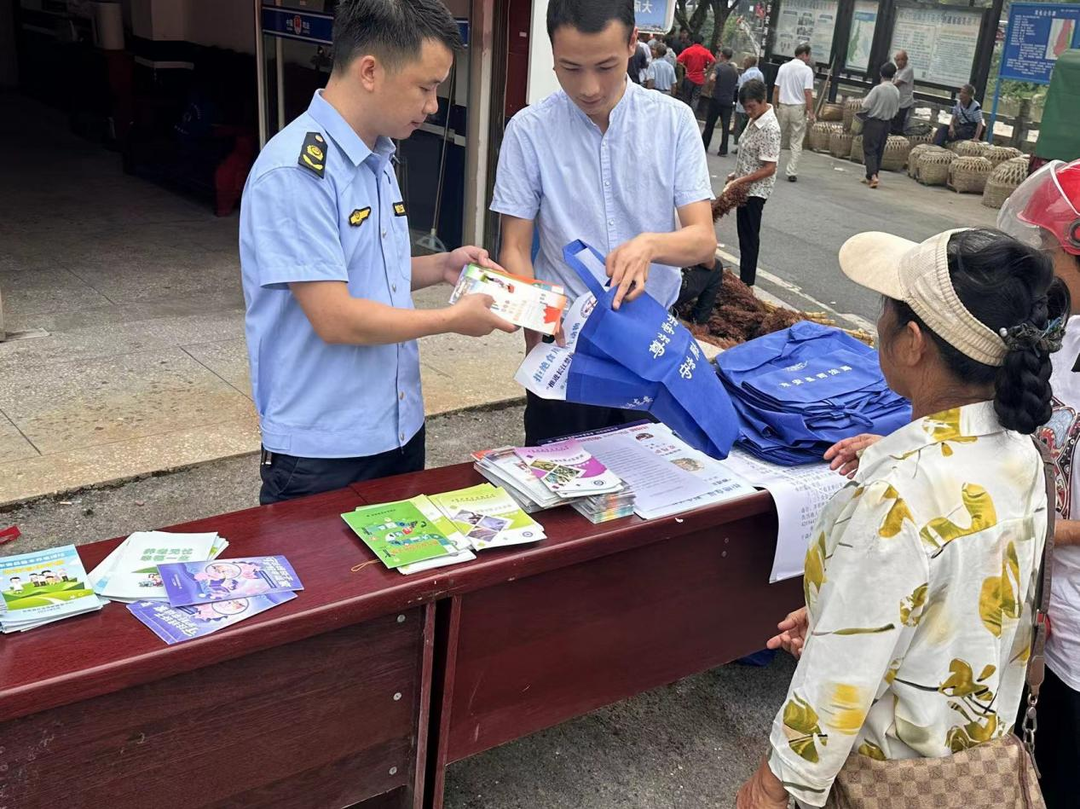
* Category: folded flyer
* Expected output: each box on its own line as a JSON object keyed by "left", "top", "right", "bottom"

{"left": 127, "top": 592, "right": 296, "bottom": 645}
{"left": 514, "top": 439, "right": 624, "bottom": 497}
{"left": 1, "top": 544, "right": 105, "bottom": 632}
{"left": 450, "top": 264, "right": 567, "bottom": 335}
{"left": 89, "top": 531, "right": 229, "bottom": 603}
{"left": 158, "top": 555, "right": 302, "bottom": 607}
{"left": 429, "top": 484, "right": 546, "bottom": 550}
{"left": 342, "top": 500, "right": 459, "bottom": 569}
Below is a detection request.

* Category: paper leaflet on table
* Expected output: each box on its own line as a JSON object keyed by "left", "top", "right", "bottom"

{"left": 428, "top": 484, "right": 545, "bottom": 550}
{"left": 0, "top": 544, "right": 105, "bottom": 632}
{"left": 158, "top": 555, "right": 303, "bottom": 607}
{"left": 342, "top": 500, "right": 460, "bottom": 569}
{"left": 722, "top": 449, "right": 848, "bottom": 583}
{"left": 572, "top": 423, "right": 754, "bottom": 520}
{"left": 127, "top": 592, "right": 296, "bottom": 645}
{"left": 89, "top": 531, "right": 230, "bottom": 603}
{"left": 514, "top": 439, "right": 624, "bottom": 497}
{"left": 450, "top": 264, "right": 568, "bottom": 335}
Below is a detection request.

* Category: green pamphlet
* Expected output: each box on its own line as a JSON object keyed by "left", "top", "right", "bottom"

{"left": 341, "top": 501, "right": 455, "bottom": 569}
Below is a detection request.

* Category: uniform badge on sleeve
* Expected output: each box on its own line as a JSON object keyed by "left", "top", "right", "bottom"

{"left": 393, "top": 201, "right": 407, "bottom": 217}
{"left": 349, "top": 207, "right": 372, "bottom": 227}
{"left": 298, "top": 132, "right": 326, "bottom": 177}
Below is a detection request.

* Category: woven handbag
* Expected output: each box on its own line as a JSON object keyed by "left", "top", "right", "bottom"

{"left": 825, "top": 440, "right": 1054, "bottom": 809}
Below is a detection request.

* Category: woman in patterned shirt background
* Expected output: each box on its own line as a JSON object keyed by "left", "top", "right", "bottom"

{"left": 736, "top": 227, "right": 1069, "bottom": 808}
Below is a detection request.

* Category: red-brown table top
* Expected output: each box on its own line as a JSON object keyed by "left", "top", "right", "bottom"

{"left": 0, "top": 463, "right": 771, "bottom": 723}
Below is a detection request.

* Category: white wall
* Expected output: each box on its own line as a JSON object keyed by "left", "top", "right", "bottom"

{"left": 527, "top": 0, "right": 559, "bottom": 105}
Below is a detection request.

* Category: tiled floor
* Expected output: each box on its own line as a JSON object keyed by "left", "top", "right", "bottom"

{"left": 0, "top": 94, "right": 523, "bottom": 505}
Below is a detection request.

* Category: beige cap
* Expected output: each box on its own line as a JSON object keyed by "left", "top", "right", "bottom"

{"left": 838, "top": 229, "right": 1009, "bottom": 367}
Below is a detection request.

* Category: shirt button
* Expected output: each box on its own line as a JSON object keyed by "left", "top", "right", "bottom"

{"left": 604, "top": 180, "right": 610, "bottom": 187}
{"left": 382, "top": 229, "right": 387, "bottom": 238}
{"left": 392, "top": 283, "right": 397, "bottom": 292}
{"left": 608, "top": 219, "right": 615, "bottom": 226}
{"left": 400, "top": 432, "right": 406, "bottom": 441}
{"left": 399, "top": 392, "right": 405, "bottom": 401}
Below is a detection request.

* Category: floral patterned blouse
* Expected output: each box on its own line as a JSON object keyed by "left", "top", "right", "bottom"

{"left": 767, "top": 402, "right": 1048, "bottom": 807}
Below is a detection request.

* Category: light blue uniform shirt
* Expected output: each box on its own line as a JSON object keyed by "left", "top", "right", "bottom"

{"left": 491, "top": 79, "right": 713, "bottom": 308}
{"left": 239, "top": 90, "right": 423, "bottom": 459}
{"left": 736, "top": 67, "right": 765, "bottom": 114}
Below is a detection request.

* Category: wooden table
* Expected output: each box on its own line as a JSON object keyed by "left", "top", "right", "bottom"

{"left": 0, "top": 465, "right": 801, "bottom": 808}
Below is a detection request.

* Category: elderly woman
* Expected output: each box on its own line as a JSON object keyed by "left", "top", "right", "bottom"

{"left": 736, "top": 228, "right": 1068, "bottom": 808}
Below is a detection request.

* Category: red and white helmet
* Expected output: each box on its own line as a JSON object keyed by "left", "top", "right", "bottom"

{"left": 997, "top": 159, "right": 1080, "bottom": 257}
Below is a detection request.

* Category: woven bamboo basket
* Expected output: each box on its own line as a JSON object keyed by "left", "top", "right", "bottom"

{"left": 982, "top": 157, "right": 1030, "bottom": 209}
{"left": 809, "top": 122, "right": 838, "bottom": 152}
{"left": 819, "top": 102, "right": 844, "bottom": 122}
{"left": 948, "top": 139, "right": 989, "bottom": 158}
{"left": 842, "top": 98, "right": 862, "bottom": 132}
{"left": 907, "top": 130, "right": 934, "bottom": 149}
{"left": 907, "top": 144, "right": 939, "bottom": 178}
{"left": 850, "top": 135, "right": 864, "bottom": 164}
{"left": 948, "top": 156, "right": 993, "bottom": 194}
{"left": 986, "top": 145, "right": 1023, "bottom": 167}
{"left": 829, "top": 130, "right": 855, "bottom": 159}
{"left": 916, "top": 149, "right": 956, "bottom": 185}
{"left": 880, "top": 136, "right": 912, "bottom": 172}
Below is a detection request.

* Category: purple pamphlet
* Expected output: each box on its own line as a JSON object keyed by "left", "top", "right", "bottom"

{"left": 157, "top": 555, "right": 302, "bottom": 607}
{"left": 127, "top": 592, "right": 296, "bottom": 645}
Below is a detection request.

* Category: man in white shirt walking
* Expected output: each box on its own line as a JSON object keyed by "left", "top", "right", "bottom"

{"left": 772, "top": 43, "right": 815, "bottom": 182}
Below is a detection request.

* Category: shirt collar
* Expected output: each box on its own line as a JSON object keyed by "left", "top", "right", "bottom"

{"left": 750, "top": 105, "right": 777, "bottom": 130}
{"left": 306, "top": 89, "right": 397, "bottom": 168}
{"left": 568, "top": 77, "right": 635, "bottom": 133}
{"left": 854, "top": 401, "right": 1003, "bottom": 483}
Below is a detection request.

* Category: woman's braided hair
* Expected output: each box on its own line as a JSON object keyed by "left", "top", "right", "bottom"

{"left": 887, "top": 229, "right": 1070, "bottom": 435}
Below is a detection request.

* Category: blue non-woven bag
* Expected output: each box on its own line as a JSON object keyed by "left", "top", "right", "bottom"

{"left": 561, "top": 240, "right": 739, "bottom": 458}
{"left": 716, "top": 321, "right": 911, "bottom": 464}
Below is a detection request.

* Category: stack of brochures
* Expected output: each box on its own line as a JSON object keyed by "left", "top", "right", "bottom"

{"left": 342, "top": 486, "right": 546, "bottom": 574}
{"left": 127, "top": 555, "right": 302, "bottom": 645}
{"left": 477, "top": 423, "right": 757, "bottom": 522}
{"left": 473, "top": 440, "right": 636, "bottom": 523}
{"left": 0, "top": 544, "right": 106, "bottom": 632}
{"left": 89, "top": 531, "right": 230, "bottom": 603}
{"left": 449, "top": 264, "right": 568, "bottom": 335}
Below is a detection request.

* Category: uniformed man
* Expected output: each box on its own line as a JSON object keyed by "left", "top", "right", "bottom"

{"left": 240, "top": 0, "right": 515, "bottom": 505}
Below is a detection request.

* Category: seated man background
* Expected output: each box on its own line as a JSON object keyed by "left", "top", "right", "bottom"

{"left": 933, "top": 83, "right": 984, "bottom": 146}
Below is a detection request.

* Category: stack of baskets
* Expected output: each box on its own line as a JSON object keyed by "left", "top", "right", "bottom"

{"left": 881, "top": 136, "right": 913, "bottom": 172}
{"left": 982, "top": 156, "right": 1030, "bottom": 209}
{"left": 830, "top": 129, "right": 855, "bottom": 159}
{"left": 842, "top": 98, "right": 863, "bottom": 132}
{"left": 850, "top": 135, "right": 864, "bottom": 165}
{"left": 810, "top": 122, "right": 840, "bottom": 152}
{"left": 986, "top": 145, "right": 1023, "bottom": 167}
{"left": 916, "top": 149, "right": 957, "bottom": 186}
{"left": 907, "top": 144, "right": 940, "bottom": 178}
{"left": 948, "top": 156, "right": 994, "bottom": 194}
{"left": 949, "top": 140, "right": 989, "bottom": 158}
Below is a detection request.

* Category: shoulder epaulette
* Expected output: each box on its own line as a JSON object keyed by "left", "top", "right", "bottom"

{"left": 298, "top": 132, "right": 327, "bottom": 178}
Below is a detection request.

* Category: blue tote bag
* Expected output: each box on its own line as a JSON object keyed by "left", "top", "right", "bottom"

{"left": 561, "top": 241, "right": 739, "bottom": 458}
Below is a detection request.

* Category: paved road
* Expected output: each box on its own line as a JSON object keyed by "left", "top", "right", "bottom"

{"left": 705, "top": 146, "right": 999, "bottom": 329}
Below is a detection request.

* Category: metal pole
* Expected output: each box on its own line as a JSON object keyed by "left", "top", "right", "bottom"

{"left": 275, "top": 0, "right": 286, "bottom": 132}
{"left": 987, "top": 74, "right": 1003, "bottom": 143}
{"left": 254, "top": 0, "right": 268, "bottom": 148}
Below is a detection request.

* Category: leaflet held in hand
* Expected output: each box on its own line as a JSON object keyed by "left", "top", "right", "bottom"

{"left": 450, "top": 264, "right": 567, "bottom": 335}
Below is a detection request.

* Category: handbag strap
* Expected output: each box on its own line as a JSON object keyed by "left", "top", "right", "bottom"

{"left": 562, "top": 240, "right": 610, "bottom": 301}
{"left": 1022, "top": 436, "right": 1056, "bottom": 766}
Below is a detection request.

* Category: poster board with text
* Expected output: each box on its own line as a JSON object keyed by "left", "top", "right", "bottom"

{"left": 890, "top": 4, "right": 983, "bottom": 89}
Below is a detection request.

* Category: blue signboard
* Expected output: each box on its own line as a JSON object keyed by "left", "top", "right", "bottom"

{"left": 634, "top": 0, "right": 677, "bottom": 33}
{"left": 1000, "top": 2, "right": 1080, "bottom": 84}
{"left": 261, "top": 6, "right": 333, "bottom": 45}
{"left": 261, "top": 6, "right": 470, "bottom": 48}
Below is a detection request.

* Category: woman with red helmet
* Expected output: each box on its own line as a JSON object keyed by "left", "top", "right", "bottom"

{"left": 998, "top": 158, "right": 1080, "bottom": 809}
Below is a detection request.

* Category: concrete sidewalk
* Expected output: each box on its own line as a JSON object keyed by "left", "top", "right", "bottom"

{"left": 0, "top": 95, "right": 524, "bottom": 506}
